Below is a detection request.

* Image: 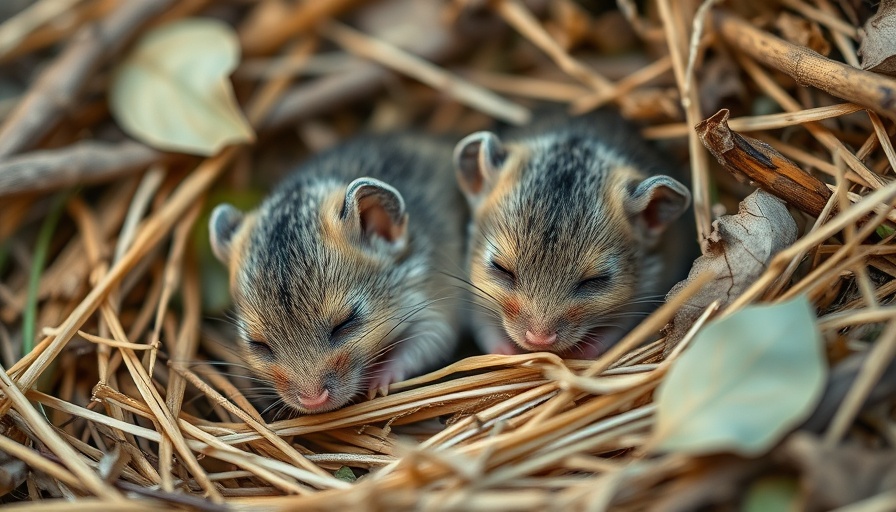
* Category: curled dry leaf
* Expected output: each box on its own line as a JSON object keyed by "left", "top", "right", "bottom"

{"left": 778, "top": 432, "right": 896, "bottom": 511}
{"left": 858, "top": 0, "right": 896, "bottom": 76}
{"left": 109, "top": 18, "right": 254, "bottom": 156}
{"left": 663, "top": 190, "right": 799, "bottom": 347}
{"left": 649, "top": 296, "right": 827, "bottom": 457}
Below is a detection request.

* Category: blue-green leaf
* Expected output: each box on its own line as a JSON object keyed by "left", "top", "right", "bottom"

{"left": 649, "top": 295, "right": 826, "bottom": 456}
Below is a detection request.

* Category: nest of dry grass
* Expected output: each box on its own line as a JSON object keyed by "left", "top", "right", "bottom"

{"left": 1, "top": 0, "right": 895, "bottom": 510}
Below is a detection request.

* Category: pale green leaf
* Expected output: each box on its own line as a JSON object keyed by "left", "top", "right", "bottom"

{"left": 334, "top": 466, "right": 357, "bottom": 482}
{"left": 742, "top": 476, "right": 802, "bottom": 512}
{"left": 649, "top": 295, "right": 826, "bottom": 456}
{"left": 109, "top": 18, "right": 254, "bottom": 156}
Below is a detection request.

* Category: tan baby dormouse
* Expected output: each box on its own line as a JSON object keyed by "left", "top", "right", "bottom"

{"left": 454, "top": 110, "right": 696, "bottom": 358}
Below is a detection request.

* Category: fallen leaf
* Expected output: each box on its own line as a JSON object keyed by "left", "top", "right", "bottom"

{"left": 876, "top": 224, "right": 896, "bottom": 239}
{"left": 778, "top": 432, "right": 896, "bottom": 511}
{"left": 109, "top": 18, "right": 254, "bottom": 156}
{"left": 663, "top": 189, "right": 799, "bottom": 347}
{"left": 649, "top": 295, "right": 827, "bottom": 456}
{"left": 858, "top": 0, "right": 896, "bottom": 76}
{"left": 742, "top": 475, "right": 802, "bottom": 512}
{"left": 334, "top": 466, "right": 357, "bottom": 483}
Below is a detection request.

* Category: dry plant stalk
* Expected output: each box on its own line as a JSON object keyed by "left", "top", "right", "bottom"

{"left": 1, "top": 1, "right": 896, "bottom": 511}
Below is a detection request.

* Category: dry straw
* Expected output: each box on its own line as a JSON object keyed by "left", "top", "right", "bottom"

{"left": 0, "top": 0, "right": 895, "bottom": 510}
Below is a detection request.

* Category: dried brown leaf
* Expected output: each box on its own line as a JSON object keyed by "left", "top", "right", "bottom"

{"left": 663, "top": 190, "right": 798, "bottom": 347}
{"left": 858, "top": 0, "right": 896, "bottom": 76}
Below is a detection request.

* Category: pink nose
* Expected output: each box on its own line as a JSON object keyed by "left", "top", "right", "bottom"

{"left": 525, "top": 330, "right": 557, "bottom": 346}
{"left": 298, "top": 389, "right": 330, "bottom": 408}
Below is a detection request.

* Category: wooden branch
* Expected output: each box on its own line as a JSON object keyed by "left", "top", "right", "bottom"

{"left": 697, "top": 109, "right": 832, "bottom": 217}
{"left": 0, "top": 140, "right": 160, "bottom": 198}
{"left": 0, "top": 0, "right": 174, "bottom": 158}
{"left": 713, "top": 9, "right": 896, "bottom": 121}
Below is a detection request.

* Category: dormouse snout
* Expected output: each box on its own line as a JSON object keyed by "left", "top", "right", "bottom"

{"left": 524, "top": 330, "right": 557, "bottom": 347}
{"left": 298, "top": 388, "right": 330, "bottom": 409}
{"left": 271, "top": 365, "right": 349, "bottom": 413}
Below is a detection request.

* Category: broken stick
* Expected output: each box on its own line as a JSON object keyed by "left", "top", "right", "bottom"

{"left": 696, "top": 109, "right": 832, "bottom": 218}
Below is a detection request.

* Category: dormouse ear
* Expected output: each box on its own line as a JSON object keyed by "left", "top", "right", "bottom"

{"left": 453, "top": 131, "right": 507, "bottom": 201}
{"left": 209, "top": 203, "right": 245, "bottom": 264}
{"left": 625, "top": 175, "right": 691, "bottom": 237}
{"left": 343, "top": 178, "right": 408, "bottom": 251}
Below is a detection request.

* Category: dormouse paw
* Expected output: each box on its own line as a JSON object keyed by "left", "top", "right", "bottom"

{"left": 367, "top": 366, "right": 407, "bottom": 399}
{"left": 493, "top": 339, "right": 523, "bottom": 355}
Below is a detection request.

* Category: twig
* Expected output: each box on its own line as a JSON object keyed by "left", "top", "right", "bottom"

{"left": 262, "top": 4, "right": 499, "bottom": 130}
{"left": 238, "top": 0, "right": 360, "bottom": 56}
{"left": 734, "top": 52, "right": 887, "bottom": 189}
{"left": 0, "top": 140, "right": 160, "bottom": 198}
{"left": 494, "top": 0, "right": 613, "bottom": 94}
{"left": 713, "top": 9, "right": 896, "bottom": 121}
{"left": 0, "top": 0, "right": 175, "bottom": 157}
{"left": 0, "top": 0, "right": 84, "bottom": 58}
{"left": 0, "top": 363, "right": 123, "bottom": 500}
{"left": 824, "top": 318, "right": 896, "bottom": 445}
{"left": 657, "top": 0, "right": 713, "bottom": 245}
{"left": 780, "top": 0, "right": 859, "bottom": 39}
{"left": 321, "top": 21, "right": 529, "bottom": 125}
{"left": 697, "top": 109, "right": 833, "bottom": 217}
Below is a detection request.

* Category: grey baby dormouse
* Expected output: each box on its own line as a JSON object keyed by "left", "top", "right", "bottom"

{"left": 210, "top": 134, "right": 466, "bottom": 414}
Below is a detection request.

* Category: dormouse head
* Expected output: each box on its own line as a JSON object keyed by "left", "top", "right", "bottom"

{"left": 454, "top": 130, "right": 691, "bottom": 356}
{"left": 209, "top": 177, "right": 417, "bottom": 413}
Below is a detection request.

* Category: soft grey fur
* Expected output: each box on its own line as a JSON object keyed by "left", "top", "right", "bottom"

{"left": 211, "top": 134, "right": 466, "bottom": 413}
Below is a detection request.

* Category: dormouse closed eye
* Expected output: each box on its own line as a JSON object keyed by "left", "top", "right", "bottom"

{"left": 489, "top": 259, "right": 516, "bottom": 285}
{"left": 247, "top": 339, "right": 274, "bottom": 358}
{"left": 576, "top": 273, "right": 611, "bottom": 293}
{"left": 331, "top": 307, "right": 360, "bottom": 339}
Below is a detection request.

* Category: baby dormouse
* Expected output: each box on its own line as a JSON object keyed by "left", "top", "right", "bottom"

{"left": 210, "top": 134, "right": 465, "bottom": 414}
{"left": 454, "top": 111, "right": 694, "bottom": 358}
